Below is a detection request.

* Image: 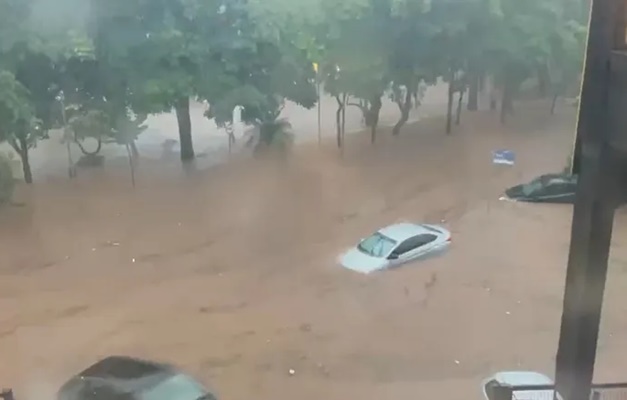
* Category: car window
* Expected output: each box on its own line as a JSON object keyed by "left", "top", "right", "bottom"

{"left": 521, "top": 179, "right": 545, "bottom": 196}
{"left": 140, "top": 374, "right": 207, "bottom": 400}
{"left": 392, "top": 239, "right": 414, "bottom": 255}
{"left": 76, "top": 384, "right": 131, "bottom": 400}
{"left": 543, "top": 182, "right": 574, "bottom": 196}
{"left": 414, "top": 234, "right": 437, "bottom": 247}
{"left": 484, "top": 379, "right": 501, "bottom": 400}
{"left": 392, "top": 234, "right": 438, "bottom": 256}
{"left": 357, "top": 232, "right": 398, "bottom": 257}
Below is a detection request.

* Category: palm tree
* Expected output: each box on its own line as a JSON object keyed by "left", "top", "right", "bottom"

{"left": 254, "top": 117, "right": 294, "bottom": 156}
{"left": 242, "top": 102, "right": 295, "bottom": 157}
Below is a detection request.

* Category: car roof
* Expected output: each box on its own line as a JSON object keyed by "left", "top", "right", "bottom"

{"left": 78, "top": 356, "right": 172, "bottom": 380}
{"left": 534, "top": 174, "right": 576, "bottom": 185}
{"left": 377, "top": 223, "right": 443, "bottom": 241}
{"left": 60, "top": 356, "right": 179, "bottom": 396}
{"left": 493, "top": 371, "right": 553, "bottom": 386}
{"left": 490, "top": 371, "right": 558, "bottom": 400}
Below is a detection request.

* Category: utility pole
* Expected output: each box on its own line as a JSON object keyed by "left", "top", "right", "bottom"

{"left": 554, "top": 1, "right": 627, "bottom": 400}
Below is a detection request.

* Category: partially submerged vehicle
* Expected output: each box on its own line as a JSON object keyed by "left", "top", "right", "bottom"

{"left": 57, "top": 356, "right": 216, "bottom": 400}
{"left": 339, "top": 222, "right": 451, "bottom": 274}
{"left": 502, "top": 174, "right": 577, "bottom": 204}
{"left": 482, "top": 371, "right": 561, "bottom": 400}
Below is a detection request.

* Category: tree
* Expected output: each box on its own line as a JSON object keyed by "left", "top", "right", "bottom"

{"left": 478, "top": 0, "right": 586, "bottom": 123}
{"left": 0, "top": 0, "right": 91, "bottom": 182}
{"left": 386, "top": 0, "right": 440, "bottom": 136}
{"left": 0, "top": 71, "right": 45, "bottom": 183}
{"left": 200, "top": 0, "right": 317, "bottom": 151}
{"left": 87, "top": 0, "right": 219, "bottom": 162}
{"left": 546, "top": 8, "right": 587, "bottom": 114}
{"left": 317, "top": 0, "right": 391, "bottom": 144}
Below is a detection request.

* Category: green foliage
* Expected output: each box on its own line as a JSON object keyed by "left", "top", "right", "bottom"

{"left": 0, "top": 70, "right": 46, "bottom": 154}
{"left": 0, "top": 70, "right": 33, "bottom": 125}
{"left": 0, "top": 0, "right": 591, "bottom": 181}
{"left": 254, "top": 118, "right": 294, "bottom": 156}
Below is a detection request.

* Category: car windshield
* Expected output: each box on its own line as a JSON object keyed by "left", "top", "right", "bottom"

{"left": 140, "top": 375, "right": 207, "bottom": 400}
{"left": 357, "top": 232, "right": 397, "bottom": 258}
{"left": 521, "top": 178, "right": 546, "bottom": 196}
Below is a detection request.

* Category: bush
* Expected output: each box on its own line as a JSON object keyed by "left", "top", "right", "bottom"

{"left": 0, "top": 152, "right": 15, "bottom": 205}
{"left": 253, "top": 118, "right": 294, "bottom": 156}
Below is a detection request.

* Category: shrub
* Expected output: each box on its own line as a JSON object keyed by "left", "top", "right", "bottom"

{"left": 0, "top": 152, "right": 15, "bottom": 205}
{"left": 253, "top": 118, "right": 294, "bottom": 156}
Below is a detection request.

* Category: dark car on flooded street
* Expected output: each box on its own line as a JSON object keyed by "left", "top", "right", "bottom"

{"left": 57, "top": 356, "right": 216, "bottom": 400}
{"left": 502, "top": 174, "right": 577, "bottom": 204}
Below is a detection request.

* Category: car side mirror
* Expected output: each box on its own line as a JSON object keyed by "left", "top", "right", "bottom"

{"left": 388, "top": 253, "right": 399, "bottom": 260}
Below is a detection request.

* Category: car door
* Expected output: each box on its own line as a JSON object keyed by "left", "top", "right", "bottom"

{"left": 536, "top": 180, "right": 575, "bottom": 203}
{"left": 404, "top": 234, "right": 439, "bottom": 261}
{"left": 388, "top": 239, "right": 416, "bottom": 266}
{"left": 389, "top": 234, "right": 438, "bottom": 265}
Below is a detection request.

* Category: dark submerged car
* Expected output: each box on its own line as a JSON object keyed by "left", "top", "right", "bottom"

{"left": 57, "top": 356, "right": 216, "bottom": 400}
{"left": 503, "top": 173, "right": 577, "bottom": 204}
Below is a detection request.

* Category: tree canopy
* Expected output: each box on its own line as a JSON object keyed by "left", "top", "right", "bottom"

{"left": 0, "top": 0, "right": 588, "bottom": 183}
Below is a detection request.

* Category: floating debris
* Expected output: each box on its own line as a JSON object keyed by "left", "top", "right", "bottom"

{"left": 288, "top": 369, "right": 295, "bottom": 376}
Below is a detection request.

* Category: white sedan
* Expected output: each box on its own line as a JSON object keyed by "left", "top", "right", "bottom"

{"left": 339, "top": 222, "right": 451, "bottom": 274}
{"left": 482, "top": 371, "right": 561, "bottom": 400}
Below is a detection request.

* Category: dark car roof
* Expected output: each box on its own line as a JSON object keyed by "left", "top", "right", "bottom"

{"left": 78, "top": 356, "right": 173, "bottom": 380}
{"left": 504, "top": 173, "right": 577, "bottom": 202}
{"left": 59, "top": 356, "right": 180, "bottom": 397}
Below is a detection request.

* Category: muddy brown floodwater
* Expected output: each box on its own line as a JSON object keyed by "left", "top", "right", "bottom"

{"left": 2, "top": 103, "right": 627, "bottom": 400}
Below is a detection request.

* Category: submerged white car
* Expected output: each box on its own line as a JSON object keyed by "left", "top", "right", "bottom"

{"left": 482, "top": 371, "right": 561, "bottom": 400}
{"left": 339, "top": 222, "right": 451, "bottom": 274}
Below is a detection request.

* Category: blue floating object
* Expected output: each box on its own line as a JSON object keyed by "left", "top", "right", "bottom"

{"left": 492, "top": 149, "right": 515, "bottom": 165}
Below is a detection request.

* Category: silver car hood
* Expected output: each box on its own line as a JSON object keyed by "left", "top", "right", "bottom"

{"left": 339, "top": 248, "right": 389, "bottom": 274}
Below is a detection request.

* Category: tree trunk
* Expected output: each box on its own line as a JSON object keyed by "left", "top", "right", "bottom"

{"left": 335, "top": 95, "right": 343, "bottom": 148}
{"left": 125, "top": 144, "right": 136, "bottom": 188}
{"left": 489, "top": 76, "right": 498, "bottom": 111}
{"left": 130, "top": 140, "right": 139, "bottom": 158}
{"left": 392, "top": 87, "right": 413, "bottom": 136}
{"left": 467, "top": 72, "right": 479, "bottom": 111}
{"left": 500, "top": 87, "right": 508, "bottom": 124}
{"left": 490, "top": 93, "right": 497, "bottom": 111}
{"left": 446, "top": 72, "right": 455, "bottom": 134}
{"left": 175, "top": 97, "right": 194, "bottom": 161}
{"left": 500, "top": 82, "right": 514, "bottom": 124}
{"left": 550, "top": 93, "right": 559, "bottom": 115}
{"left": 538, "top": 66, "right": 549, "bottom": 97}
{"left": 360, "top": 99, "right": 369, "bottom": 126}
{"left": 341, "top": 93, "right": 347, "bottom": 149}
{"left": 456, "top": 90, "right": 465, "bottom": 125}
{"left": 369, "top": 94, "right": 382, "bottom": 144}
{"left": 14, "top": 135, "right": 32, "bottom": 184}
{"left": 413, "top": 88, "right": 420, "bottom": 110}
